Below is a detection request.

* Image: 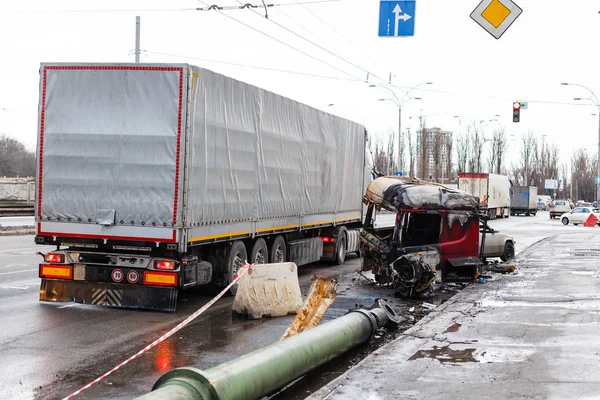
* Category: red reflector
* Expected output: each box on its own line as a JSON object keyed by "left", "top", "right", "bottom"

{"left": 154, "top": 260, "right": 176, "bottom": 270}
{"left": 45, "top": 253, "right": 64, "bottom": 263}
{"left": 320, "top": 236, "right": 334, "bottom": 243}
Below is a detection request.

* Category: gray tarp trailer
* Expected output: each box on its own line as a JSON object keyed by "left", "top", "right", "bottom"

{"left": 35, "top": 63, "right": 369, "bottom": 311}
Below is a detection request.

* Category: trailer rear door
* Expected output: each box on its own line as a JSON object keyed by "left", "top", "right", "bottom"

{"left": 36, "top": 63, "right": 188, "bottom": 243}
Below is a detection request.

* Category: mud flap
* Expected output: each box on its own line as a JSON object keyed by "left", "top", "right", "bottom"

{"left": 39, "top": 279, "right": 178, "bottom": 312}
{"left": 232, "top": 262, "right": 303, "bottom": 320}
{"left": 281, "top": 275, "right": 337, "bottom": 340}
{"left": 443, "top": 257, "right": 483, "bottom": 283}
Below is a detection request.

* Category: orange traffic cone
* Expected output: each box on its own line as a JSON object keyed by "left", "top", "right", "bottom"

{"left": 584, "top": 213, "right": 598, "bottom": 227}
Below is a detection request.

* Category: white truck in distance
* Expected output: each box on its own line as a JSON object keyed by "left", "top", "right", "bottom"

{"left": 34, "top": 63, "right": 390, "bottom": 312}
{"left": 458, "top": 173, "right": 511, "bottom": 219}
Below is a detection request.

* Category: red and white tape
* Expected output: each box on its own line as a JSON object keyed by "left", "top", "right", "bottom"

{"left": 62, "top": 262, "right": 250, "bottom": 400}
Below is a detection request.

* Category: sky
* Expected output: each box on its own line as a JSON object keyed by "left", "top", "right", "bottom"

{"left": 1, "top": 0, "right": 599, "bottom": 173}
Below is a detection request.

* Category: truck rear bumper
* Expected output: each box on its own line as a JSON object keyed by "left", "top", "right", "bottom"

{"left": 39, "top": 279, "right": 178, "bottom": 312}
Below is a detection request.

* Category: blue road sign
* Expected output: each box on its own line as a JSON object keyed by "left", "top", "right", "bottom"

{"left": 595, "top": 176, "right": 600, "bottom": 185}
{"left": 395, "top": 171, "right": 403, "bottom": 176}
{"left": 378, "top": 1, "right": 416, "bottom": 37}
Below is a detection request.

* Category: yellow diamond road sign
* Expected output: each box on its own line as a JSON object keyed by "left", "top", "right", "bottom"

{"left": 471, "top": 0, "right": 522, "bottom": 39}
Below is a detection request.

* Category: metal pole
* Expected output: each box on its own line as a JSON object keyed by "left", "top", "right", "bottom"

{"left": 398, "top": 106, "right": 402, "bottom": 174}
{"left": 136, "top": 302, "right": 399, "bottom": 400}
{"left": 597, "top": 107, "right": 600, "bottom": 201}
{"left": 135, "top": 16, "right": 141, "bottom": 63}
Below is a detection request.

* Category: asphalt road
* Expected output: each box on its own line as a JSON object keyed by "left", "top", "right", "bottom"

{"left": 0, "top": 211, "right": 589, "bottom": 400}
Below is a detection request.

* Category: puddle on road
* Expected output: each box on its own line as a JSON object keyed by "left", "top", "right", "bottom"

{"left": 408, "top": 345, "right": 477, "bottom": 363}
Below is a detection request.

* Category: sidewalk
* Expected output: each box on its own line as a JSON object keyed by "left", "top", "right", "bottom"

{"left": 308, "top": 233, "right": 600, "bottom": 400}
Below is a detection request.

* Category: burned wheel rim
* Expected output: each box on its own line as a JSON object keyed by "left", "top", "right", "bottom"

{"left": 273, "top": 245, "right": 284, "bottom": 263}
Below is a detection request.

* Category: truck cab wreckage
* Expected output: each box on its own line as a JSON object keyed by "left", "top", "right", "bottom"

{"left": 360, "top": 176, "right": 484, "bottom": 297}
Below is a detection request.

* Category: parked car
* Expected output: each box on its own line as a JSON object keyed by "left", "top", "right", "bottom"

{"left": 480, "top": 222, "right": 515, "bottom": 261}
{"left": 549, "top": 200, "right": 571, "bottom": 219}
{"left": 537, "top": 201, "right": 548, "bottom": 211}
{"left": 560, "top": 207, "right": 600, "bottom": 226}
{"left": 580, "top": 202, "right": 593, "bottom": 207}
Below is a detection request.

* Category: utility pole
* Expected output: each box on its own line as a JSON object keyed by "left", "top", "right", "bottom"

{"left": 135, "top": 16, "right": 141, "bottom": 63}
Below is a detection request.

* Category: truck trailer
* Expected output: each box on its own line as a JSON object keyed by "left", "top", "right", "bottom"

{"left": 458, "top": 173, "right": 511, "bottom": 219}
{"left": 34, "top": 63, "right": 379, "bottom": 311}
{"left": 510, "top": 186, "right": 538, "bottom": 216}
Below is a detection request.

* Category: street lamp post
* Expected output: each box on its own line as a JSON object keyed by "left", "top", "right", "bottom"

{"left": 370, "top": 82, "right": 432, "bottom": 175}
{"left": 561, "top": 82, "right": 600, "bottom": 201}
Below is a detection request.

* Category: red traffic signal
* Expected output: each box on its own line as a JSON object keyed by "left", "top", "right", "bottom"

{"left": 512, "top": 101, "right": 520, "bottom": 122}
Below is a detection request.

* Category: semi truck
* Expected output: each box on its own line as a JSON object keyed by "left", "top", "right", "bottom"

{"left": 510, "top": 186, "right": 538, "bottom": 216}
{"left": 34, "top": 63, "right": 386, "bottom": 311}
{"left": 458, "top": 173, "right": 511, "bottom": 219}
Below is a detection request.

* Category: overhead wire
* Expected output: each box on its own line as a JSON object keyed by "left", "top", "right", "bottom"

{"left": 143, "top": 50, "right": 360, "bottom": 82}
{"left": 195, "top": 0, "right": 368, "bottom": 83}
{"left": 0, "top": 1, "right": 343, "bottom": 14}
{"left": 232, "top": 0, "right": 389, "bottom": 85}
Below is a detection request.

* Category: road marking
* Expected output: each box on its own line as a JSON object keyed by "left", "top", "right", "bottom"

{"left": 0, "top": 246, "right": 45, "bottom": 254}
{"left": 0, "top": 268, "right": 37, "bottom": 276}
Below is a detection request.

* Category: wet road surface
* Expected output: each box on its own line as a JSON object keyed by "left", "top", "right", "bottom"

{"left": 0, "top": 212, "right": 589, "bottom": 399}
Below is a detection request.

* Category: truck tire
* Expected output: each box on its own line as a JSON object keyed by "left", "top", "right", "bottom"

{"left": 334, "top": 231, "right": 347, "bottom": 265}
{"left": 269, "top": 235, "right": 287, "bottom": 264}
{"left": 501, "top": 241, "right": 515, "bottom": 262}
{"left": 226, "top": 240, "right": 247, "bottom": 296}
{"left": 250, "top": 238, "right": 268, "bottom": 264}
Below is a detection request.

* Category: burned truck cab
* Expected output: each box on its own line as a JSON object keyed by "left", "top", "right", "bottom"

{"left": 360, "top": 177, "right": 483, "bottom": 297}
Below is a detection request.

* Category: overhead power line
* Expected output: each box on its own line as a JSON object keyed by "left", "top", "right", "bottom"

{"left": 235, "top": 0, "right": 389, "bottom": 85}
{"left": 196, "top": 0, "right": 368, "bottom": 83}
{"left": 0, "top": 0, "right": 342, "bottom": 14}
{"left": 144, "top": 50, "right": 360, "bottom": 82}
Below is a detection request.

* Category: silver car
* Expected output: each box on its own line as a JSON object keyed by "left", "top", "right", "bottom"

{"left": 480, "top": 223, "right": 515, "bottom": 262}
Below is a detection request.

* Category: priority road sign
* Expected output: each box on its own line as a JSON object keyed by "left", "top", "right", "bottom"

{"left": 379, "top": 1, "right": 416, "bottom": 37}
{"left": 470, "top": 0, "right": 522, "bottom": 39}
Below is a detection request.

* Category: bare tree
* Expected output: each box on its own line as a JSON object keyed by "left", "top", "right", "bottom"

{"left": 0, "top": 135, "right": 35, "bottom": 177}
{"left": 456, "top": 132, "right": 469, "bottom": 173}
{"left": 520, "top": 131, "right": 536, "bottom": 186}
{"left": 418, "top": 121, "right": 429, "bottom": 179}
{"left": 472, "top": 126, "right": 485, "bottom": 173}
{"left": 445, "top": 133, "right": 453, "bottom": 183}
{"left": 407, "top": 128, "right": 415, "bottom": 177}
{"left": 432, "top": 129, "right": 443, "bottom": 181}
{"left": 571, "top": 149, "right": 595, "bottom": 201}
{"left": 487, "top": 125, "right": 507, "bottom": 174}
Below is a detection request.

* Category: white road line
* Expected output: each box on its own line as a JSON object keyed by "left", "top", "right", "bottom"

{"left": 0, "top": 268, "right": 37, "bottom": 276}
{"left": 0, "top": 247, "right": 44, "bottom": 254}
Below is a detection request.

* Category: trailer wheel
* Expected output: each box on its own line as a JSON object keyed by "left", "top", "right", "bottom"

{"left": 226, "top": 240, "right": 247, "bottom": 296}
{"left": 334, "top": 232, "right": 347, "bottom": 265}
{"left": 250, "top": 238, "right": 268, "bottom": 265}
{"left": 269, "top": 235, "right": 287, "bottom": 264}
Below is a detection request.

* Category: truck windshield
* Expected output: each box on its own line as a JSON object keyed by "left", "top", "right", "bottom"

{"left": 402, "top": 213, "right": 442, "bottom": 247}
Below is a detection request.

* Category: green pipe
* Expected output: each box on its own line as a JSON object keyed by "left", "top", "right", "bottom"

{"left": 136, "top": 300, "right": 399, "bottom": 400}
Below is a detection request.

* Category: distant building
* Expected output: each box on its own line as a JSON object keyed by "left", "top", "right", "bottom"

{"left": 415, "top": 127, "right": 453, "bottom": 182}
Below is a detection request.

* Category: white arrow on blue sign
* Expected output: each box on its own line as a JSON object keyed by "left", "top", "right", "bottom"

{"left": 379, "top": 1, "right": 416, "bottom": 37}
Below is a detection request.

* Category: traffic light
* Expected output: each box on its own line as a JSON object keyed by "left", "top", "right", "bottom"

{"left": 512, "top": 101, "right": 521, "bottom": 122}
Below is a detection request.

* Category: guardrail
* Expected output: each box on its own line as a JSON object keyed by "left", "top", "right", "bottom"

{"left": 0, "top": 205, "right": 34, "bottom": 217}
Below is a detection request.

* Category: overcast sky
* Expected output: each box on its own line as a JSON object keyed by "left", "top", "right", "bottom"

{"left": 1, "top": 0, "right": 599, "bottom": 171}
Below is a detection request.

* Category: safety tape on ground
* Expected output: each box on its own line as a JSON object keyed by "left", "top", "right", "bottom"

{"left": 62, "top": 262, "right": 251, "bottom": 400}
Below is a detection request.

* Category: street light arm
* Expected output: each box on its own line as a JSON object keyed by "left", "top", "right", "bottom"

{"left": 399, "top": 81, "right": 433, "bottom": 106}
{"left": 563, "top": 82, "right": 600, "bottom": 107}
{"left": 369, "top": 84, "right": 400, "bottom": 106}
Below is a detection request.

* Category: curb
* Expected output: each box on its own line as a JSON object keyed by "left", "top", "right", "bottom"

{"left": 0, "top": 228, "right": 36, "bottom": 236}
{"left": 307, "top": 235, "right": 555, "bottom": 399}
